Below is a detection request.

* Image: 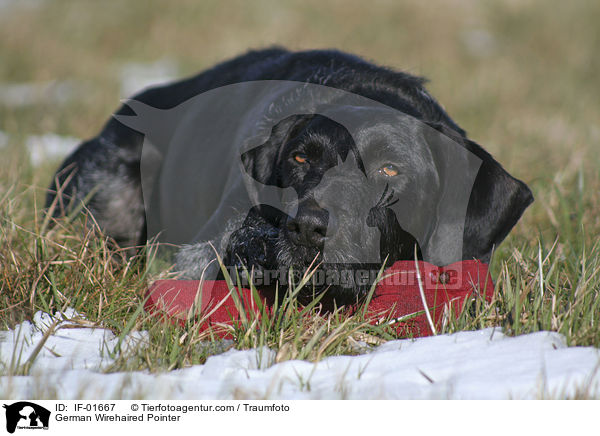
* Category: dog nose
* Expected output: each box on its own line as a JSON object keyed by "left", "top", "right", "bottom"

{"left": 286, "top": 205, "right": 329, "bottom": 248}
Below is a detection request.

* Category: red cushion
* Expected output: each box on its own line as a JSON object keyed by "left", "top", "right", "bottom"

{"left": 145, "top": 260, "right": 493, "bottom": 338}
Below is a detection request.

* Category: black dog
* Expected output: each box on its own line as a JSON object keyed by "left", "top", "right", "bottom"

{"left": 47, "top": 48, "right": 533, "bottom": 302}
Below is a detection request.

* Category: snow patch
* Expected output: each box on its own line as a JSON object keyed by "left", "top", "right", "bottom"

{"left": 1, "top": 310, "right": 598, "bottom": 399}
{"left": 0, "top": 309, "right": 147, "bottom": 378}
{"left": 0, "top": 80, "right": 81, "bottom": 107}
{"left": 25, "top": 133, "right": 80, "bottom": 166}
{"left": 119, "top": 59, "right": 179, "bottom": 97}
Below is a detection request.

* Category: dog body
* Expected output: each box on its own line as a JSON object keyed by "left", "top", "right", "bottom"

{"left": 47, "top": 48, "right": 533, "bottom": 301}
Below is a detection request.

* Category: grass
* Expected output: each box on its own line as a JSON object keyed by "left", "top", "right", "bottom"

{"left": 1, "top": 185, "right": 399, "bottom": 375}
{"left": 0, "top": 0, "right": 599, "bottom": 397}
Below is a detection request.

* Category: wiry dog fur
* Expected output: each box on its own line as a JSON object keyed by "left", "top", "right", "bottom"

{"left": 47, "top": 47, "right": 533, "bottom": 302}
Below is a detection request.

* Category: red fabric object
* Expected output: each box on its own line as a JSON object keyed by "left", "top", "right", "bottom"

{"left": 145, "top": 260, "right": 494, "bottom": 338}
{"left": 366, "top": 260, "right": 494, "bottom": 337}
{"left": 145, "top": 280, "right": 266, "bottom": 336}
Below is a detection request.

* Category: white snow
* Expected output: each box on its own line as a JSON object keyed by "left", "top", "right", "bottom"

{"left": 0, "top": 131, "right": 79, "bottom": 166}
{"left": 1, "top": 310, "right": 598, "bottom": 399}
{"left": 24, "top": 133, "right": 80, "bottom": 166}
{"left": 119, "top": 59, "right": 179, "bottom": 97}
{"left": 0, "top": 80, "right": 80, "bottom": 107}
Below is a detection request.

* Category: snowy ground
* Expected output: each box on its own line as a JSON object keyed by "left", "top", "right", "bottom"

{"left": 0, "top": 61, "right": 178, "bottom": 109}
{"left": 118, "top": 58, "right": 179, "bottom": 97}
{"left": 1, "top": 310, "right": 598, "bottom": 400}
{"left": 0, "top": 59, "right": 178, "bottom": 168}
{"left": 0, "top": 131, "right": 80, "bottom": 167}
{"left": 24, "top": 134, "right": 81, "bottom": 167}
{"left": 0, "top": 80, "right": 82, "bottom": 107}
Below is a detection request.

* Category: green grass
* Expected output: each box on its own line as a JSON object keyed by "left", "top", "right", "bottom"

{"left": 1, "top": 0, "right": 599, "bottom": 387}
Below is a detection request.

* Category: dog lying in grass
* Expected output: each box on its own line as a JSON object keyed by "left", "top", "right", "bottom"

{"left": 46, "top": 47, "right": 533, "bottom": 303}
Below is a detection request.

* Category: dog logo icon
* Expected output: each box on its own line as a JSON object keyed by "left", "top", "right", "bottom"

{"left": 2, "top": 402, "right": 50, "bottom": 433}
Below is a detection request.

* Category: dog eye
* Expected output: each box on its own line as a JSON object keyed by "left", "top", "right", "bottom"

{"left": 294, "top": 153, "right": 308, "bottom": 164}
{"left": 378, "top": 164, "right": 399, "bottom": 177}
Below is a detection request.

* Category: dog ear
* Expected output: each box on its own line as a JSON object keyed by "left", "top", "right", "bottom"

{"left": 426, "top": 123, "right": 534, "bottom": 263}
{"left": 241, "top": 114, "right": 311, "bottom": 187}
{"left": 463, "top": 138, "right": 533, "bottom": 262}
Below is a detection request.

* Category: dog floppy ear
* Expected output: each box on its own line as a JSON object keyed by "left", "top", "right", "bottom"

{"left": 462, "top": 138, "right": 533, "bottom": 262}
{"left": 426, "top": 123, "right": 534, "bottom": 263}
{"left": 241, "top": 114, "right": 311, "bottom": 187}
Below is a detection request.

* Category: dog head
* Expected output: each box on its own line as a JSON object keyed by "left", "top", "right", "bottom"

{"left": 235, "top": 108, "right": 532, "bottom": 300}
{"left": 117, "top": 80, "right": 533, "bottom": 300}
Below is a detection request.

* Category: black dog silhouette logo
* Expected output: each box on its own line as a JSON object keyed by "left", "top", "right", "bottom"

{"left": 3, "top": 402, "right": 50, "bottom": 433}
